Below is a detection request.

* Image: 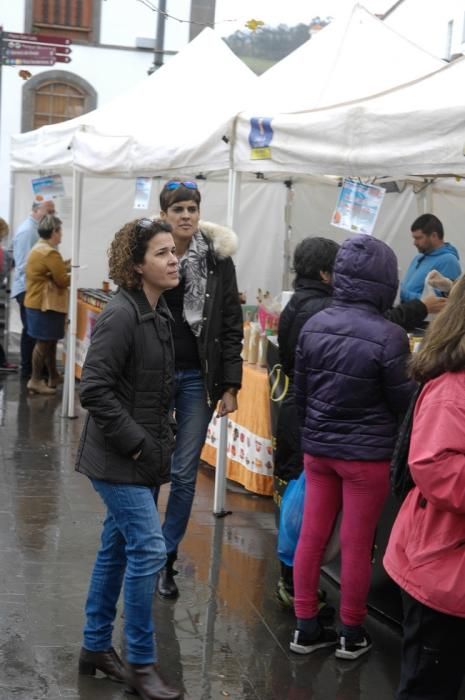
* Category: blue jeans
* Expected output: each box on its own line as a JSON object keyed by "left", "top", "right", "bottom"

{"left": 83, "top": 480, "right": 167, "bottom": 664}
{"left": 161, "top": 368, "right": 213, "bottom": 555}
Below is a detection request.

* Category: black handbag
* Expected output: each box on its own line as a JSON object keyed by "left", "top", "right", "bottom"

{"left": 390, "top": 383, "right": 423, "bottom": 502}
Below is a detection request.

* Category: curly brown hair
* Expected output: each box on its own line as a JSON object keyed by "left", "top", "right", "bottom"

{"left": 108, "top": 217, "right": 173, "bottom": 289}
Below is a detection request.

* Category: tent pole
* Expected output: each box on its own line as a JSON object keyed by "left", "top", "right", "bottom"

{"left": 63, "top": 169, "right": 83, "bottom": 418}
{"left": 5, "top": 171, "right": 17, "bottom": 357}
{"left": 212, "top": 168, "right": 241, "bottom": 517}
{"left": 282, "top": 180, "right": 294, "bottom": 291}
{"left": 426, "top": 182, "right": 434, "bottom": 212}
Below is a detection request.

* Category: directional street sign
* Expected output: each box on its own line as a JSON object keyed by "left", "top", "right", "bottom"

{"left": 3, "top": 31, "right": 71, "bottom": 46}
{"left": 2, "top": 57, "right": 56, "bottom": 66}
{"left": 49, "top": 46, "right": 71, "bottom": 54}
{"left": 4, "top": 45, "right": 56, "bottom": 59}
{"left": 0, "top": 29, "right": 73, "bottom": 66}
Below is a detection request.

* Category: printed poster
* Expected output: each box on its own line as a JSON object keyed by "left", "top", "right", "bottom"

{"left": 134, "top": 177, "right": 152, "bottom": 210}
{"left": 331, "top": 179, "right": 385, "bottom": 235}
{"left": 249, "top": 117, "right": 273, "bottom": 160}
{"left": 31, "top": 174, "right": 65, "bottom": 201}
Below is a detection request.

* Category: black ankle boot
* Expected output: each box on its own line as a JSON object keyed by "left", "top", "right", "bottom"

{"left": 78, "top": 646, "right": 125, "bottom": 682}
{"left": 157, "top": 553, "right": 179, "bottom": 599}
{"left": 124, "top": 663, "right": 182, "bottom": 699}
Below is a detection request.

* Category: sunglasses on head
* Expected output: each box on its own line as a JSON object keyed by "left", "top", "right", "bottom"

{"left": 134, "top": 218, "right": 171, "bottom": 235}
{"left": 165, "top": 180, "right": 198, "bottom": 191}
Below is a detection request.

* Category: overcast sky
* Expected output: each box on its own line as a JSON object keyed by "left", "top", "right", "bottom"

{"left": 214, "top": 0, "right": 396, "bottom": 34}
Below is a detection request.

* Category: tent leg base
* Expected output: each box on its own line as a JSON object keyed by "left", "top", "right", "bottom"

{"left": 213, "top": 509, "right": 232, "bottom": 519}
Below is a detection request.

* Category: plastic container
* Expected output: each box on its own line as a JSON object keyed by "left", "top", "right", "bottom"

{"left": 248, "top": 322, "right": 260, "bottom": 364}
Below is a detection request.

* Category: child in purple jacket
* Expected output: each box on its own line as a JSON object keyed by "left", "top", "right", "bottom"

{"left": 290, "top": 234, "right": 415, "bottom": 660}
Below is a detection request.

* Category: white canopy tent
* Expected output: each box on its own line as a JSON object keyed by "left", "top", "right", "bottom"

{"left": 234, "top": 55, "right": 465, "bottom": 177}
{"left": 244, "top": 4, "right": 444, "bottom": 113}
{"left": 10, "top": 28, "right": 259, "bottom": 430}
{"left": 11, "top": 27, "right": 259, "bottom": 176}
{"left": 231, "top": 2, "right": 448, "bottom": 288}
{"left": 9, "top": 6, "right": 460, "bottom": 511}
{"left": 232, "top": 22, "right": 465, "bottom": 292}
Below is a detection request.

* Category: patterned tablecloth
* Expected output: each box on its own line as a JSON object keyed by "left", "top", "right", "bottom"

{"left": 201, "top": 363, "right": 273, "bottom": 496}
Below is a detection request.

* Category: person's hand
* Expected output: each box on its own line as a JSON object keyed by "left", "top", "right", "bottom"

{"left": 426, "top": 270, "right": 454, "bottom": 294}
{"left": 422, "top": 295, "right": 447, "bottom": 315}
{"left": 217, "top": 389, "right": 238, "bottom": 417}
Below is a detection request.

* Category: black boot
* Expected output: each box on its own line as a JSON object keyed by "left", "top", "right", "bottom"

{"left": 124, "top": 662, "right": 182, "bottom": 699}
{"left": 78, "top": 646, "right": 125, "bottom": 682}
{"left": 157, "top": 552, "right": 179, "bottom": 599}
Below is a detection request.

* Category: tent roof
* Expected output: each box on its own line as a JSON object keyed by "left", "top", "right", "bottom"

{"left": 250, "top": 3, "right": 444, "bottom": 113}
{"left": 10, "top": 28, "right": 258, "bottom": 175}
{"left": 234, "top": 54, "right": 465, "bottom": 177}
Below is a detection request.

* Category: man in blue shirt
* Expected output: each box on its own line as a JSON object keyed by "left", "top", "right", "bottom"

{"left": 11, "top": 199, "right": 56, "bottom": 379}
{"left": 400, "top": 214, "right": 461, "bottom": 303}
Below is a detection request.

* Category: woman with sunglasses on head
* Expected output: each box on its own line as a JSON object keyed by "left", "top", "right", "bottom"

{"left": 157, "top": 179, "right": 243, "bottom": 598}
{"left": 76, "top": 218, "right": 182, "bottom": 699}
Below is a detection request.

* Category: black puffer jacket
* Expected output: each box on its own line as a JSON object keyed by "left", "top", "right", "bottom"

{"left": 274, "top": 278, "right": 333, "bottom": 481}
{"left": 295, "top": 235, "right": 415, "bottom": 461}
{"left": 75, "top": 288, "right": 175, "bottom": 487}
{"left": 278, "top": 278, "right": 333, "bottom": 379}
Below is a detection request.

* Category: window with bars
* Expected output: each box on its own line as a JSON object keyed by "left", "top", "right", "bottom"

{"left": 33, "top": 80, "right": 86, "bottom": 129}
{"left": 32, "top": 0, "right": 95, "bottom": 43}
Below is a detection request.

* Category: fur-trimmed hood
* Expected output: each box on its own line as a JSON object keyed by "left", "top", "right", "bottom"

{"left": 199, "top": 220, "right": 238, "bottom": 259}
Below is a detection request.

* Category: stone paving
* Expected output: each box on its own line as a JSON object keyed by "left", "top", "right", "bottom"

{"left": 1, "top": 372, "right": 463, "bottom": 699}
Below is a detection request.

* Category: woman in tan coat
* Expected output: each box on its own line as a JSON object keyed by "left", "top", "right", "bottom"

{"left": 25, "top": 214, "right": 69, "bottom": 395}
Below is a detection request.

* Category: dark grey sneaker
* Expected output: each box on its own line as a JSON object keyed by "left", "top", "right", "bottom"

{"left": 290, "top": 627, "right": 338, "bottom": 655}
{"left": 335, "top": 631, "right": 372, "bottom": 660}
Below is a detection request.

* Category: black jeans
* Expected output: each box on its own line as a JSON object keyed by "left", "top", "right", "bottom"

{"left": 15, "top": 292, "right": 35, "bottom": 378}
{"left": 397, "top": 590, "right": 465, "bottom": 699}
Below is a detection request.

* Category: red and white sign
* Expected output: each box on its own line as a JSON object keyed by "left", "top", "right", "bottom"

{"left": 3, "top": 57, "right": 56, "bottom": 66}
{"left": 4, "top": 45, "right": 56, "bottom": 59}
{"left": 1, "top": 29, "right": 73, "bottom": 66}
{"left": 3, "top": 31, "right": 72, "bottom": 46}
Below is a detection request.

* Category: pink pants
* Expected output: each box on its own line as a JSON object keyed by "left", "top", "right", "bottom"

{"left": 294, "top": 453, "right": 390, "bottom": 626}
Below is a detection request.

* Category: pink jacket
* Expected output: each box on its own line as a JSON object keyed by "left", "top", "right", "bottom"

{"left": 384, "top": 370, "right": 465, "bottom": 617}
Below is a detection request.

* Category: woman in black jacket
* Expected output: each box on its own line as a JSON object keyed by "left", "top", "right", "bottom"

{"left": 76, "top": 218, "right": 181, "bottom": 700}
{"left": 156, "top": 179, "right": 243, "bottom": 599}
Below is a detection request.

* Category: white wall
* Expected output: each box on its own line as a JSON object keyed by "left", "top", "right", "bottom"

{"left": 0, "top": 2, "right": 26, "bottom": 221}
{"left": 100, "top": 0, "right": 190, "bottom": 51}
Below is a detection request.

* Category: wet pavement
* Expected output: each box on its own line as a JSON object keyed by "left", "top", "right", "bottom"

{"left": 1, "top": 371, "right": 464, "bottom": 700}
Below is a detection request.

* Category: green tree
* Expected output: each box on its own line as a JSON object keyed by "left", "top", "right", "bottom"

{"left": 224, "top": 18, "right": 331, "bottom": 73}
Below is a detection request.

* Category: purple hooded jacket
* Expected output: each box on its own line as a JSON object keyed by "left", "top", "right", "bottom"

{"left": 294, "top": 234, "right": 415, "bottom": 461}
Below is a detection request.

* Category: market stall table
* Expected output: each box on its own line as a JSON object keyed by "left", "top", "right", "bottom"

{"left": 71, "top": 290, "right": 112, "bottom": 378}
{"left": 201, "top": 363, "right": 274, "bottom": 496}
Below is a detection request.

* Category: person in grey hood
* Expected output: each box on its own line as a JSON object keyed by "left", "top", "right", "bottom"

{"left": 289, "top": 234, "right": 415, "bottom": 661}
